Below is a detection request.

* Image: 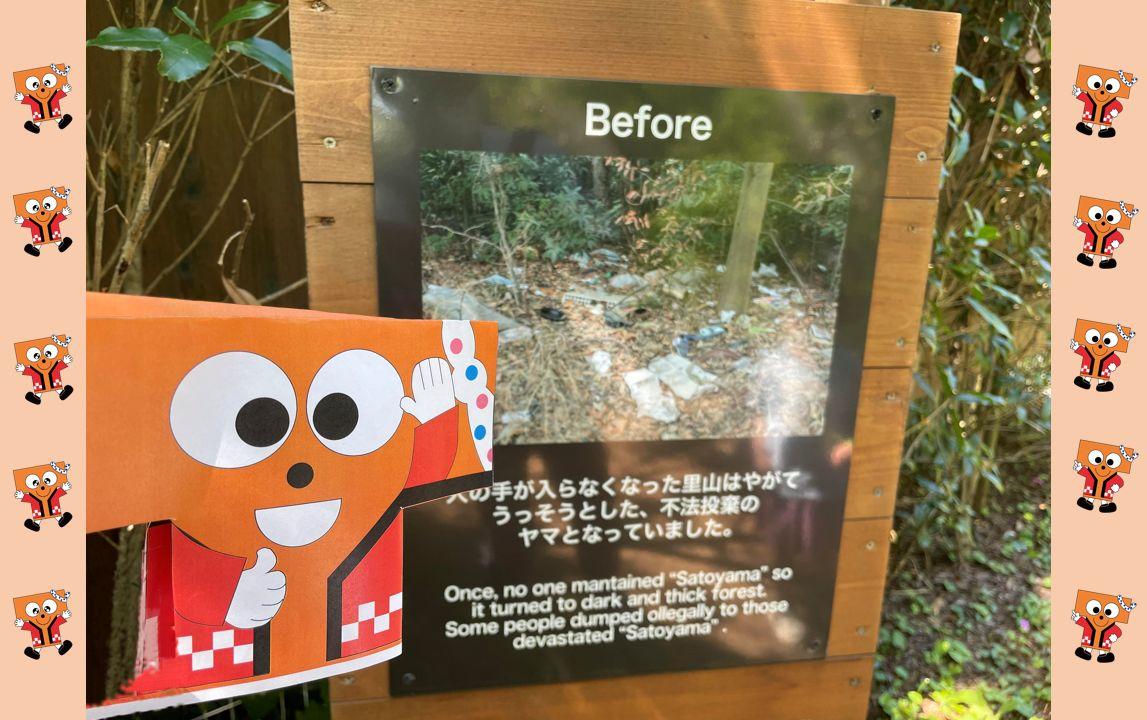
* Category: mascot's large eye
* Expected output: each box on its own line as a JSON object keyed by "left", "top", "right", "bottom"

{"left": 1105, "top": 78, "right": 1120, "bottom": 93}
{"left": 24, "top": 199, "right": 39, "bottom": 214}
{"left": 42, "top": 197, "right": 57, "bottom": 212}
{"left": 1106, "top": 453, "right": 1122, "bottom": 469}
{"left": 24, "top": 602, "right": 40, "bottom": 617}
{"left": 24, "top": 474, "right": 40, "bottom": 489}
{"left": 25, "top": 348, "right": 41, "bottom": 363}
{"left": 1103, "top": 332, "right": 1119, "bottom": 347}
{"left": 170, "top": 352, "right": 296, "bottom": 468}
{"left": 1085, "top": 328, "right": 1101, "bottom": 344}
{"left": 41, "top": 73, "right": 56, "bottom": 89}
{"left": 43, "top": 344, "right": 59, "bottom": 359}
{"left": 307, "top": 350, "right": 403, "bottom": 456}
{"left": 1087, "top": 600, "right": 1102, "bottom": 615}
{"left": 41, "top": 599, "right": 57, "bottom": 615}
{"left": 1104, "top": 602, "right": 1120, "bottom": 618}
{"left": 1106, "top": 209, "right": 1122, "bottom": 224}
{"left": 1088, "top": 205, "right": 1103, "bottom": 222}
{"left": 1088, "top": 450, "right": 1104, "bottom": 466}
{"left": 1087, "top": 74, "right": 1103, "bottom": 90}
{"left": 41, "top": 471, "right": 57, "bottom": 486}
{"left": 24, "top": 76, "right": 39, "bottom": 92}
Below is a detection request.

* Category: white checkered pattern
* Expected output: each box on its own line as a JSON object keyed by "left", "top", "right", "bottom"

{"left": 175, "top": 630, "right": 254, "bottom": 671}
{"left": 341, "top": 593, "right": 402, "bottom": 644}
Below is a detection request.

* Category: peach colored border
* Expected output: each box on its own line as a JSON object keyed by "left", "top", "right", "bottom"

{"left": 0, "top": 1, "right": 84, "bottom": 717}
{"left": 1053, "top": 1, "right": 1147, "bottom": 714}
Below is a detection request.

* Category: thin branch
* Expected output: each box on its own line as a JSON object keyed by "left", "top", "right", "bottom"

{"left": 258, "top": 277, "right": 308, "bottom": 305}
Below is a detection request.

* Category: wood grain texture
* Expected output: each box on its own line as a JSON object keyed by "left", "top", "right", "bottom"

{"left": 290, "top": 0, "right": 958, "bottom": 197}
{"left": 330, "top": 656, "right": 873, "bottom": 718}
{"left": 846, "top": 368, "right": 912, "bottom": 519}
{"left": 827, "top": 582, "right": 888, "bottom": 657}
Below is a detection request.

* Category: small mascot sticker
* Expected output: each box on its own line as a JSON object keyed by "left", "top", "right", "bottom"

{"left": 1074, "top": 440, "right": 1136, "bottom": 513}
{"left": 12, "top": 63, "right": 72, "bottom": 134}
{"left": 1074, "top": 196, "right": 1136, "bottom": 269}
{"left": 1073, "top": 589, "right": 1134, "bottom": 663}
{"left": 1071, "top": 319, "right": 1133, "bottom": 392}
{"left": 13, "top": 462, "right": 73, "bottom": 531}
{"left": 13, "top": 186, "right": 73, "bottom": 257}
{"left": 13, "top": 589, "right": 73, "bottom": 659}
{"left": 14, "top": 334, "right": 74, "bottom": 404}
{"left": 1074, "top": 64, "right": 1135, "bottom": 138}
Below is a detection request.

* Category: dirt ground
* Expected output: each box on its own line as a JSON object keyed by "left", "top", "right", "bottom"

{"left": 423, "top": 250, "right": 838, "bottom": 445}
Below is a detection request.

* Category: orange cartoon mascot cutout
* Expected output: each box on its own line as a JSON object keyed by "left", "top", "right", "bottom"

{"left": 1073, "top": 589, "right": 1135, "bottom": 663}
{"left": 13, "top": 589, "right": 73, "bottom": 659}
{"left": 86, "top": 294, "right": 496, "bottom": 717}
{"left": 1071, "top": 319, "right": 1133, "bottom": 392}
{"left": 13, "top": 186, "right": 74, "bottom": 257}
{"left": 1074, "top": 64, "right": 1135, "bottom": 138}
{"left": 1074, "top": 440, "right": 1136, "bottom": 514}
{"left": 14, "top": 334, "right": 74, "bottom": 404}
{"left": 1074, "top": 196, "right": 1136, "bottom": 270}
{"left": 13, "top": 461, "right": 73, "bottom": 531}
{"left": 13, "top": 63, "right": 73, "bottom": 134}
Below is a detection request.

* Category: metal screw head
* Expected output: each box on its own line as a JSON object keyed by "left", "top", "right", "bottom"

{"left": 322, "top": 136, "right": 338, "bottom": 149}
{"left": 916, "top": 150, "right": 928, "bottom": 163}
{"left": 849, "top": 677, "right": 862, "bottom": 688}
{"left": 930, "top": 41, "right": 942, "bottom": 53}
{"left": 885, "top": 391, "right": 898, "bottom": 401}
{"left": 381, "top": 76, "right": 401, "bottom": 94}
{"left": 870, "top": 107, "right": 883, "bottom": 122}
{"left": 401, "top": 672, "right": 416, "bottom": 686}
{"left": 857, "top": 625, "right": 868, "bottom": 636}
{"left": 874, "top": 486, "right": 884, "bottom": 497}
{"left": 865, "top": 540, "right": 876, "bottom": 550}
{"left": 896, "top": 337, "right": 907, "bottom": 348}
{"left": 311, "top": 0, "right": 329, "bottom": 11}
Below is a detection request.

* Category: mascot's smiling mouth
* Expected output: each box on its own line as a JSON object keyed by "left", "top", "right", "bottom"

{"left": 255, "top": 499, "right": 341, "bottom": 547}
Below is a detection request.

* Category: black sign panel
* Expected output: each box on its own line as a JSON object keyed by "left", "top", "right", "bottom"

{"left": 369, "top": 69, "right": 892, "bottom": 694}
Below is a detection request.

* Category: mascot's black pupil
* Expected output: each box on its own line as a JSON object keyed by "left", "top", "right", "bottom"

{"left": 314, "top": 392, "right": 358, "bottom": 441}
{"left": 235, "top": 397, "right": 290, "bottom": 447}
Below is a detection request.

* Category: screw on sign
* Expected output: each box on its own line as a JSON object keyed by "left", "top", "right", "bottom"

{"left": 84, "top": 294, "right": 498, "bottom": 717}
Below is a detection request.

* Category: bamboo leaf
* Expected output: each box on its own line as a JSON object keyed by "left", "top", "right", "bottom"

{"left": 966, "top": 296, "right": 1012, "bottom": 338}
{"left": 172, "top": 7, "right": 199, "bottom": 34}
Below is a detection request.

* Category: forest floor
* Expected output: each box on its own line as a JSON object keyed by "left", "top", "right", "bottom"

{"left": 872, "top": 493, "right": 1051, "bottom": 719}
{"left": 423, "top": 248, "right": 838, "bottom": 445}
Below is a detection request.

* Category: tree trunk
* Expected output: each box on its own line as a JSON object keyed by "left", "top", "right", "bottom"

{"left": 591, "top": 157, "right": 608, "bottom": 204}
{"left": 718, "top": 162, "right": 774, "bottom": 313}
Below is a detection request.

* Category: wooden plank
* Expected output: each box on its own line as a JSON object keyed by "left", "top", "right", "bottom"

{"left": 302, "top": 182, "right": 377, "bottom": 315}
{"left": 863, "top": 199, "right": 938, "bottom": 368}
{"left": 303, "top": 186, "right": 933, "bottom": 370}
{"left": 330, "top": 656, "right": 873, "bottom": 719}
{"left": 846, "top": 367, "right": 912, "bottom": 519}
{"left": 290, "top": 0, "right": 958, "bottom": 197}
{"left": 828, "top": 583, "right": 887, "bottom": 657}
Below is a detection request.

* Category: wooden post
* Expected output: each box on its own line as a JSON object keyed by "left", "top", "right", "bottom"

{"left": 288, "top": 1, "right": 959, "bottom": 716}
{"left": 718, "top": 162, "right": 774, "bottom": 314}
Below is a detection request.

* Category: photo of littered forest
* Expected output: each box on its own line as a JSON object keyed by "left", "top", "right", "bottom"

{"left": 419, "top": 150, "right": 853, "bottom": 445}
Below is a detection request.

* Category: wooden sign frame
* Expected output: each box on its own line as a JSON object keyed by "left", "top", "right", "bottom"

{"left": 289, "top": 1, "right": 959, "bottom": 717}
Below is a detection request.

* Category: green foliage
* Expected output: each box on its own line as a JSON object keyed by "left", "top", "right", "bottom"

{"left": 88, "top": 2, "right": 290, "bottom": 83}
{"left": 893, "top": 0, "right": 1051, "bottom": 564}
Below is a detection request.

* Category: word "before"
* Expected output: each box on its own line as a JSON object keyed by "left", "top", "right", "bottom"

{"left": 585, "top": 102, "right": 713, "bottom": 141}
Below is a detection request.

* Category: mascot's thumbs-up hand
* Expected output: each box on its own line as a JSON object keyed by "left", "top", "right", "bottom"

{"left": 225, "top": 548, "right": 286, "bottom": 629}
{"left": 400, "top": 357, "right": 455, "bottom": 424}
